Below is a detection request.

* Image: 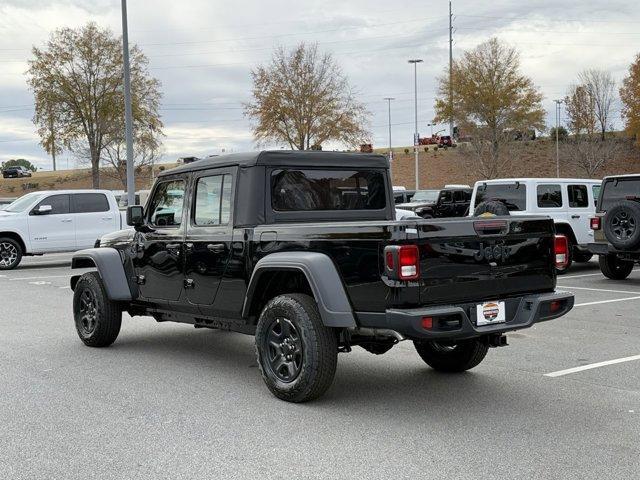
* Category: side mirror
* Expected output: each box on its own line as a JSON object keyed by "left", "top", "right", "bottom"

{"left": 36, "top": 204, "right": 52, "bottom": 215}
{"left": 127, "top": 205, "right": 144, "bottom": 227}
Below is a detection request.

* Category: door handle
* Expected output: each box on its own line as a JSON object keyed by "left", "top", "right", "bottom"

{"left": 207, "top": 243, "right": 225, "bottom": 253}
{"left": 61, "top": 219, "right": 72, "bottom": 223}
{"left": 101, "top": 217, "right": 113, "bottom": 221}
{"left": 166, "top": 243, "right": 181, "bottom": 250}
{"left": 571, "top": 215, "right": 580, "bottom": 219}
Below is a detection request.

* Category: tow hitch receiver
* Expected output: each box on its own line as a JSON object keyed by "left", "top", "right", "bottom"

{"left": 487, "top": 334, "right": 508, "bottom": 348}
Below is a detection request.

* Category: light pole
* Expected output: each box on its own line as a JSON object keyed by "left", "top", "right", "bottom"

{"left": 427, "top": 123, "right": 434, "bottom": 137}
{"left": 408, "top": 59, "right": 423, "bottom": 189}
{"left": 384, "top": 97, "right": 395, "bottom": 170}
{"left": 121, "top": 0, "right": 135, "bottom": 207}
{"left": 554, "top": 99, "right": 564, "bottom": 177}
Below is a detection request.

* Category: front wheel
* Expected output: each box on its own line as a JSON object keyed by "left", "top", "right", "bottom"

{"left": 599, "top": 254, "right": 634, "bottom": 280}
{"left": 255, "top": 293, "right": 338, "bottom": 403}
{"left": 0, "top": 237, "right": 22, "bottom": 270}
{"left": 73, "top": 272, "right": 122, "bottom": 347}
{"left": 414, "top": 338, "right": 489, "bottom": 372}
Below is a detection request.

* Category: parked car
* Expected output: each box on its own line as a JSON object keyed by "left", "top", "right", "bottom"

{"left": 397, "top": 186, "right": 471, "bottom": 218}
{"left": 438, "top": 136, "right": 454, "bottom": 147}
{"left": 69, "top": 150, "right": 573, "bottom": 403}
{"left": 588, "top": 174, "right": 640, "bottom": 279}
{"left": 392, "top": 188, "right": 416, "bottom": 205}
{"left": 469, "top": 178, "right": 601, "bottom": 273}
{"left": 0, "top": 190, "right": 125, "bottom": 269}
{"left": 2, "top": 166, "right": 32, "bottom": 178}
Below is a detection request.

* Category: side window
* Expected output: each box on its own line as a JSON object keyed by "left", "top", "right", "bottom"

{"left": 537, "top": 184, "right": 562, "bottom": 208}
{"left": 194, "top": 174, "right": 232, "bottom": 226}
{"left": 148, "top": 179, "right": 185, "bottom": 227}
{"left": 592, "top": 184, "right": 601, "bottom": 207}
{"left": 35, "top": 194, "right": 69, "bottom": 215}
{"left": 440, "top": 191, "right": 453, "bottom": 203}
{"left": 71, "top": 193, "right": 109, "bottom": 213}
{"left": 568, "top": 184, "right": 589, "bottom": 208}
{"left": 453, "top": 191, "right": 465, "bottom": 203}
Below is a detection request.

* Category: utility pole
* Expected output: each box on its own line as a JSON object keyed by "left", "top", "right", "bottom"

{"left": 408, "top": 59, "right": 423, "bottom": 190}
{"left": 121, "top": 0, "right": 135, "bottom": 207}
{"left": 449, "top": 0, "right": 454, "bottom": 139}
{"left": 554, "top": 99, "right": 563, "bottom": 177}
{"left": 384, "top": 97, "right": 395, "bottom": 173}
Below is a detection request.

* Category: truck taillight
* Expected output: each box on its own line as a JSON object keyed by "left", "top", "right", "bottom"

{"left": 554, "top": 235, "right": 569, "bottom": 270}
{"left": 384, "top": 244, "right": 420, "bottom": 281}
{"left": 590, "top": 217, "right": 601, "bottom": 230}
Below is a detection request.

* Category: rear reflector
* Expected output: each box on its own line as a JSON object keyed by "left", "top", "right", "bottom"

{"left": 554, "top": 235, "right": 569, "bottom": 270}
{"left": 550, "top": 300, "right": 563, "bottom": 313}
{"left": 421, "top": 317, "right": 433, "bottom": 329}
{"left": 590, "top": 217, "right": 601, "bottom": 230}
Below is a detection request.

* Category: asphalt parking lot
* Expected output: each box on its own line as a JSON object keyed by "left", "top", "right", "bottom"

{"left": 1, "top": 254, "right": 639, "bottom": 479}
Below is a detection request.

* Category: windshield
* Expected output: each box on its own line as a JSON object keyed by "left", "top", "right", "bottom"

{"left": 411, "top": 190, "right": 439, "bottom": 203}
{"left": 2, "top": 192, "right": 43, "bottom": 212}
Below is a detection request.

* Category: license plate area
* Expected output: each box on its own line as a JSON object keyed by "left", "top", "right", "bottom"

{"left": 476, "top": 300, "right": 506, "bottom": 326}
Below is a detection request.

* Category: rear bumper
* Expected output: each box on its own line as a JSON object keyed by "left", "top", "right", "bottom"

{"left": 588, "top": 242, "right": 640, "bottom": 260}
{"left": 355, "top": 291, "right": 574, "bottom": 340}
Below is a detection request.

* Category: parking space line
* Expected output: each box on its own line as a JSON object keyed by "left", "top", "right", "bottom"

{"left": 574, "top": 296, "right": 640, "bottom": 307}
{"left": 558, "top": 285, "right": 640, "bottom": 295}
{"left": 545, "top": 354, "right": 640, "bottom": 377}
{"left": 8, "top": 274, "right": 71, "bottom": 281}
{"left": 561, "top": 269, "right": 640, "bottom": 279}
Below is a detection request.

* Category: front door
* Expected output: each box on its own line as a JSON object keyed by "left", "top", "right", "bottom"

{"left": 135, "top": 177, "right": 187, "bottom": 302}
{"left": 184, "top": 169, "right": 235, "bottom": 313}
{"left": 27, "top": 194, "right": 75, "bottom": 251}
{"left": 566, "top": 183, "right": 592, "bottom": 245}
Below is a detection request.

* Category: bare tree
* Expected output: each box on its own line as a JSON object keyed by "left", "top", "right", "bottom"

{"left": 244, "top": 43, "right": 370, "bottom": 150}
{"left": 562, "top": 137, "right": 628, "bottom": 177}
{"left": 578, "top": 69, "right": 616, "bottom": 140}
{"left": 434, "top": 38, "right": 545, "bottom": 178}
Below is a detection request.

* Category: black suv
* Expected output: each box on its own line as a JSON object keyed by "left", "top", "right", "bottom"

{"left": 397, "top": 187, "right": 471, "bottom": 218}
{"left": 589, "top": 175, "right": 640, "bottom": 279}
{"left": 70, "top": 151, "right": 573, "bottom": 402}
{"left": 2, "top": 166, "right": 32, "bottom": 178}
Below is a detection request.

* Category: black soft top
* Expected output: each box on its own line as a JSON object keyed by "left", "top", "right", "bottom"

{"left": 160, "top": 150, "right": 389, "bottom": 177}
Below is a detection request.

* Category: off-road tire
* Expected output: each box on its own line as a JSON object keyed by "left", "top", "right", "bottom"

{"left": 599, "top": 254, "right": 634, "bottom": 280}
{"left": 255, "top": 293, "right": 338, "bottom": 403}
{"left": 0, "top": 237, "right": 22, "bottom": 270}
{"left": 73, "top": 272, "right": 122, "bottom": 347}
{"left": 603, "top": 201, "right": 640, "bottom": 250}
{"left": 414, "top": 338, "right": 489, "bottom": 372}
{"left": 474, "top": 200, "right": 510, "bottom": 217}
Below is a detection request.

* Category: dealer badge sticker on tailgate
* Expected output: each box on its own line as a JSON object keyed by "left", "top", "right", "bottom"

{"left": 476, "top": 301, "right": 506, "bottom": 326}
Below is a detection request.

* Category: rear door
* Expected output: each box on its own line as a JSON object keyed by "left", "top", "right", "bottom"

{"left": 71, "top": 193, "right": 117, "bottom": 249}
{"left": 184, "top": 168, "right": 235, "bottom": 314}
{"left": 566, "top": 183, "right": 592, "bottom": 245}
{"left": 27, "top": 194, "right": 75, "bottom": 251}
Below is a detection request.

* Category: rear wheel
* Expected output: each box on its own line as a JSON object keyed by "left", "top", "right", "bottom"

{"left": 255, "top": 293, "right": 338, "bottom": 402}
{"left": 474, "top": 200, "right": 509, "bottom": 216}
{"left": 413, "top": 338, "right": 489, "bottom": 372}
{"left": 0, "top": 237, "right": 22, "bottom": 270}
{"left": 73, "top": 272, "right": 122, "bottom": 347}
{"left": 599, "top": 254, "right": 634, "bottom": 280}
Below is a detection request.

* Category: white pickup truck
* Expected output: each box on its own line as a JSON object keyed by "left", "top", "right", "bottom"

{"left": 0, "top": 189, "right": 126, "bottom": 269}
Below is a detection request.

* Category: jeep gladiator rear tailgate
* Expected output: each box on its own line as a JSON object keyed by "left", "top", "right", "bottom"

{"left": 408, "top": 216, "right": 556, "bottom": 306}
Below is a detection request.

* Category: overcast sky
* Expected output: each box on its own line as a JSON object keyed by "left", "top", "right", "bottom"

{"left": 0, "top": 0, "right": 638, "bottom": 170}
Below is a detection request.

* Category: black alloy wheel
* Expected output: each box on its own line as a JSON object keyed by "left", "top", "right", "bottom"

{"left": 263, "top": 317, "right": 303, "bottom": 383}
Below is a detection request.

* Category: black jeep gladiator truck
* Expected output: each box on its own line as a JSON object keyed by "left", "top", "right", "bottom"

{"left": 70, "top": 151, "right": 574, "bottom": 402}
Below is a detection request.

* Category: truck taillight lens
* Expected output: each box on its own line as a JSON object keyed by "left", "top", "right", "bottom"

{"left": 384, "top": 244, "right": 420, "bottom": 281}
{"left": 398, "top": 245, "right": 420, "bottom": 280}
{"left": 590, "top": 217, "right": 601, "bottom": 230}
{"left": 554, "top": 235, "right": 569, "bottom": 270}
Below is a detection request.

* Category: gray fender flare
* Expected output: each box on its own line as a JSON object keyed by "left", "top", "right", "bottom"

{"left": 70, "top": 248, "right": 132, "bottom": 301}
{"left": 243, "top": 251, "right": 356, "bottom": 328}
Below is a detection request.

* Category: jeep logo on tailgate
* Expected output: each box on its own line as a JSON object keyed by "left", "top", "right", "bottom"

{"left": 474, "top": 243, "right": 511, "bottom": 263}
